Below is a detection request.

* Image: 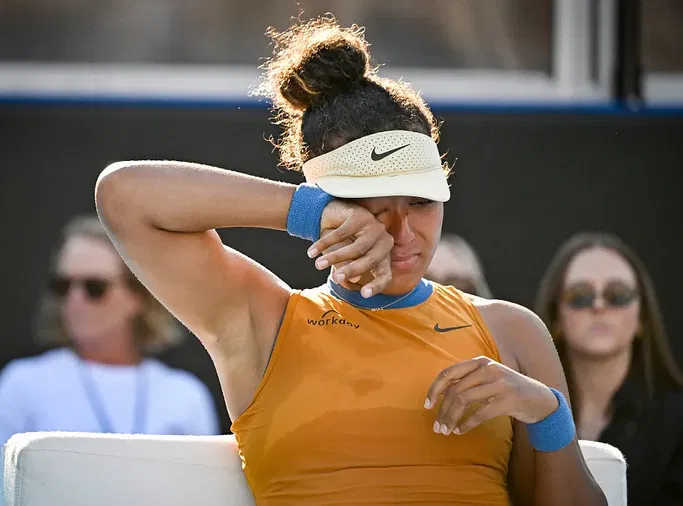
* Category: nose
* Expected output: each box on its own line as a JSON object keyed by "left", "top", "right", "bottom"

{"left": 386, "top": 210, "right": 415, "bottom": 246}
{"left": 592, "top": 295, "right": 607, "bottom": 312}
{"left": 63, "top": 283, "right": 89, "bottom": 307}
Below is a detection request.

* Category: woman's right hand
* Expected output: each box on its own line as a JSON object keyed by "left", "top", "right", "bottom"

{"left": 307, "top": 200, "right": 394, "bottom": 298}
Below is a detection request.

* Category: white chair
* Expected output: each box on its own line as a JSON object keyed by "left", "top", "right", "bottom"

{"left": 3, "top": 432, "right": 627, "bottom": 506}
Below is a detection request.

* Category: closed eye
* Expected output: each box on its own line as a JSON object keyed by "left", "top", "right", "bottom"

{"left": 410, "top": 199, "right": 434, "bottom": 207}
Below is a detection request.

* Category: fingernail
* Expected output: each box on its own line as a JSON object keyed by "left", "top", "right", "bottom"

{"left": 349, "top": 276, "right": 361, "bottom": 283}
{"left": 307, "top": 248, "right": 318, "bottom": 258}
{"left": 440, "top": 425, "right": 450, "bottom": 435}
{"left": 335, "top": 272, "right": 346, "bottom": 283}
{"left": 433, "top": 421, "right": 440, "bottom": 433}
{"left": 424, "top": 398, "right": 431, "bottom": 409}
{"left": 316, "top": 258, "right": 329, "bottom": 269}
{"left": 453, "top": 427, "right": 460, "bottom": 435}
{"left": 361, "top": 287, "right": 372, "bottom": 298}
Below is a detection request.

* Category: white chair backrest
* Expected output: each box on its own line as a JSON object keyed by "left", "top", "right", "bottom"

{"left": 1, "top": 443, "right": 4, "bottom": 506}
{"left": 3, "top": 433, "right": 254, "bottom": 506}
{"left": 577, "top": 439, "right": 628, "bottom": 506}
{"left": 3, "top": 433, "right": 626, "bottom": 506}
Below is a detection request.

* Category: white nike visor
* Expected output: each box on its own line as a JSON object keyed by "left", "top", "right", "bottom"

{"left": 302, "top": 130, "right": 451, "bottom": 202}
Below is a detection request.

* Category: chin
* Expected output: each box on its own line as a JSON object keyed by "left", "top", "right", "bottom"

{"left": 67, "top": 324, "right": 111, "bottom": 347}
{"left": 573, "top": 341, "right": 631, "bottom": 360}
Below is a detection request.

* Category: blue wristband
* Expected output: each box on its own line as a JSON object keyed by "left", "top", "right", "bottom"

{"left": 525, "top": 388, "right": 575, "bottom": 452}
{"left": 286, "top": 184, "right": 334, "bottom": 242}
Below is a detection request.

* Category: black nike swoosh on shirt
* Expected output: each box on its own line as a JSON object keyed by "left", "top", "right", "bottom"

{"left": 433, "top": 324, "right": 473, "bottom": 333}
{"left": 370, "top": 144, "right": 411, "bottom": 161}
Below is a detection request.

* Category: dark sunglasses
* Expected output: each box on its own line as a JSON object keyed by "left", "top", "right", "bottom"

{"left": 50, "top": 276, "right": 112, "bottom": 301}
{"left": 562, "top": 282, "right": 638, "bottom": 310}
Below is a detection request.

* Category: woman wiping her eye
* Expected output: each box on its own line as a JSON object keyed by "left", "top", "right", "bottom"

{"left": 94, "top": 16, "right": 606, "bottom": 506}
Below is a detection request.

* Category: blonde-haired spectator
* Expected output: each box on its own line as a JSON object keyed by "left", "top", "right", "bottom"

{"left": 0, "top": 215, "right": 219, "bottom": 446}
{"left": 426, "top": 234, "right": 493, "bottom": 297}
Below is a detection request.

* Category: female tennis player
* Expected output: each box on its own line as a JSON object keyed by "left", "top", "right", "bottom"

{"left": 95, "top": 17, "right": 606, "bottom": 506}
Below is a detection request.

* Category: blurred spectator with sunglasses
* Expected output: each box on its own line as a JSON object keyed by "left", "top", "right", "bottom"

{"left": 425, "top": 234, "right": 493, "bottom": 297}
{"left": 0, "top": 215, "right": 219, "bottom": 446}
{"left": 535, "top": 232, "right": 683, "bottom": 506}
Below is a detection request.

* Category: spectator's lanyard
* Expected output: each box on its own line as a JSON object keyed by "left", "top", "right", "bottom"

{"left": 78, "top": 361, "right": 148, "bottom": 434}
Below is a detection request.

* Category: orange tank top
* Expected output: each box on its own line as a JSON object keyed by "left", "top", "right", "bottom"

{"left": 231, "top": 280, "right": 513, "bottom": 506}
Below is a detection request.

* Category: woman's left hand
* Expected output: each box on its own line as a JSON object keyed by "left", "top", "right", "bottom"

{"left": 425, "top": 356, "right": 559, "bottom": 435}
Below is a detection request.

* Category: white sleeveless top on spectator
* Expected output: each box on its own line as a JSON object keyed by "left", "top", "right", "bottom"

{"left": 0, "top": 348, "right": 219, "bottom": 445}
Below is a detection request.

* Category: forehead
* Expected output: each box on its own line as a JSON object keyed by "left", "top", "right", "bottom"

{"left": 56, "top": 235, "right": 123, "bottom": 277}
{"left": 564, "top": 247, "right": 637, "bottom": 286}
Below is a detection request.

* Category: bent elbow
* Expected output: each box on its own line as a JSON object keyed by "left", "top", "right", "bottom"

{"left": 95, "top": 161, "right": 141, "bottom": 233}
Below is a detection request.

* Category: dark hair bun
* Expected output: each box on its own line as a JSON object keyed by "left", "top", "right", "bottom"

{"left": 264, "top": 18, "right": 371, "bottom": 112}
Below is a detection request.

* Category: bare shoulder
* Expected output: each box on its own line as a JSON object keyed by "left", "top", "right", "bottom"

{"left": 470, "top": 296, "right": 548, "bottom": 342}
{"left": 469, "top": 296, "right": 562, "bottom": 381}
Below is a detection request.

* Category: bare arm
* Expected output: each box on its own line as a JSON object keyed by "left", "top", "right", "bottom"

{"left": 96, "top": 161, "right": 295, "bottom": 417}
{"left": 482, "top": 301, "right": 607, "bottom": 506}
{"left": 96, "top": 161, "right": 293, "bottom": 349}
{"left": 95, "top": 160, "right": 393, "bottom": 418}
{"left": 424, "top": 297, "right": 606, "bottom": 505}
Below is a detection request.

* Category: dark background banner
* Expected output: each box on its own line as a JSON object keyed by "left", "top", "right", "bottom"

{"left": 2, "top": 104, "right": 681, "bottom": 432}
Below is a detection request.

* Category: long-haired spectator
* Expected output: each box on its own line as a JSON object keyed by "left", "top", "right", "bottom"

{"left": 426, "top": 234, "right": 493, "bottom": 297}
{"left": 0, "top": 215, "right": 219, "bottom": 445}
{"left": 535, "top": 232, "right": 683, "bottom": 506}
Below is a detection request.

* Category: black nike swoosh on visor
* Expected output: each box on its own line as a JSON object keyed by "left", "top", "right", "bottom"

{"left": 370, "top": 144, "right": 411, "bottom": 161}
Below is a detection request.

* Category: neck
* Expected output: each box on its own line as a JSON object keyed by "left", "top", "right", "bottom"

{"left": 568, "top": 348, "right": 632, "bottom": 418}
{"left": 74, "top": 328, "right": 142, "bottom": 366}
{"left": 326, "top": 276, "right": 433, "bottom": 310}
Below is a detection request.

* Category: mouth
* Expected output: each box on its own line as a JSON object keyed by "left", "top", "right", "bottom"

{"left": 390, "top": 252, "right": 420, "bottom": 271}
{"left": 589, "top": 322, "right": 612, "bottom": 333}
